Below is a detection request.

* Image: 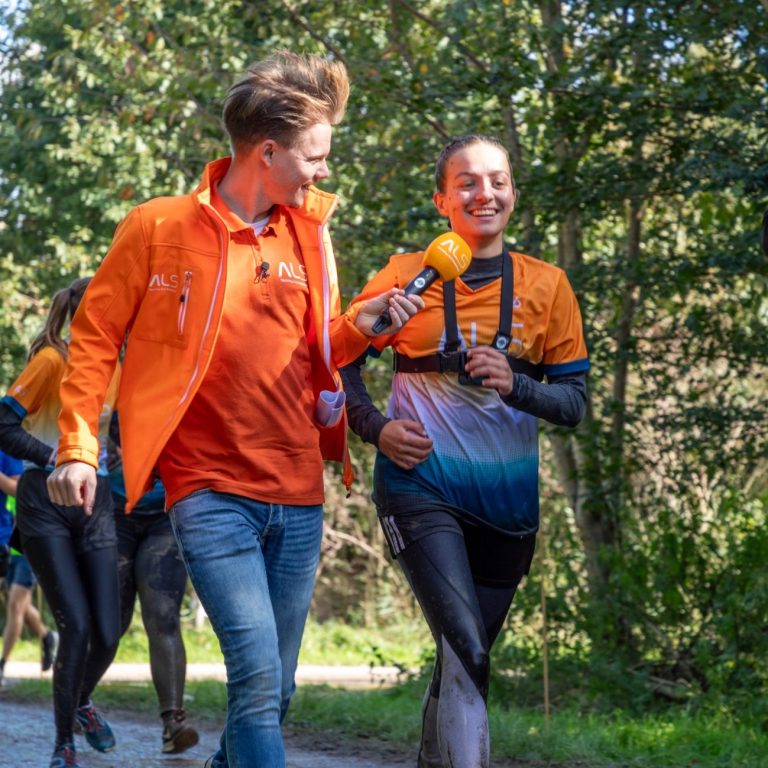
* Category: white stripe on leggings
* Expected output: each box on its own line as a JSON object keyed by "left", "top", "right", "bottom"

{"left": 382, "top": 515, "right": 405, "bottom": 555}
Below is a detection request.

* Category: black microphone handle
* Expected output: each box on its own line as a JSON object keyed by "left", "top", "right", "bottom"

{"left": 403, "top": 265, "right": 440, "bottom": 296}
{"left": 371, "top": 312, "right": 394, "bottom": 335}
{"left": 370, "top": 266, "right": 440, "bottom": 335}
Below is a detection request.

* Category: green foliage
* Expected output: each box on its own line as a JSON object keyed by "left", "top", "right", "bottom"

{"left": 113, "top": 614, "right": 431, "bottom": 669}
{"left": 299, "top": 618, "right": 430, "bottom": 669}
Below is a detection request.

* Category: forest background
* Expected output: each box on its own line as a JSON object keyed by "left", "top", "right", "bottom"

{"left": 1, "top": 0, "right": 767, "bottom": 738}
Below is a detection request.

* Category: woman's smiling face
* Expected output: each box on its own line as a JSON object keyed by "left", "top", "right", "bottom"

{"left": 433, "top": 141, "right": 516, "bottom": 254}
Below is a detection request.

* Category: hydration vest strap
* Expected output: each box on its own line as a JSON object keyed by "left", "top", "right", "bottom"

{"left": 393, "top": 252, "right": 544, "bottom": 382}
{"left": 393, "top": 350, "right": 545, "bottom": 381}
{"left": 443, "top": 279, "right": 461, "bottom": 354}
{"left": 491, "top": 251, "right": 515, "bottom": 351}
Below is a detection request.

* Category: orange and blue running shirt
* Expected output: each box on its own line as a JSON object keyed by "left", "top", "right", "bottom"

{"left": 357, "top": 250, "right": 589, "bottom": 534}
{"left": 2, "top": 346, "right": 119, "bottom": 474}
{"left": 157, "top": 184, "right": 325, "bottom": 508}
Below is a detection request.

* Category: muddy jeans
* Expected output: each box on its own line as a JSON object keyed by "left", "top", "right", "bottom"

{"left": 169, "top": 490, "right": 323, "bottom": 768}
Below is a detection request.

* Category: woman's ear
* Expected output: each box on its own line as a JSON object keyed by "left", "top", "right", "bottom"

{"left": 433, "top": 190, "right": 447, "bottom": 217}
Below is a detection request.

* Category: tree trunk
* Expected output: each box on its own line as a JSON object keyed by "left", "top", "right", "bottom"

{"left": 538, "top": 0, "right": 640, "bottom": 650}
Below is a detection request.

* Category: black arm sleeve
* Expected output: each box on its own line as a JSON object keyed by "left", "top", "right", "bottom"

{"left": 339, "top": 351, "right": 391, "bottom": 447}
{"left": 502, "top": 371, "right": 587, "bottom": 427}
{"left": 0, "top": 402, "right": 55, "bottom": 467}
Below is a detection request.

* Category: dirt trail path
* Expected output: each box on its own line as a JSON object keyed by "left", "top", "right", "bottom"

{"left": 0, "top": 699, "right": 415, "bottom": 767}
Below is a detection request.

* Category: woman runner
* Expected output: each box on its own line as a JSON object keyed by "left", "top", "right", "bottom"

{"left": 0, "top": 277, "right": 121, "bottom": 768}
{"left": 341, "top": 134, "right": 590, "bottom": 767}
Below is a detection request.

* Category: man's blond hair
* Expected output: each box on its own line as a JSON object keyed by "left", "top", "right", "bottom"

{"left": 223, "top": 50, "right": 349, "bottom": 151}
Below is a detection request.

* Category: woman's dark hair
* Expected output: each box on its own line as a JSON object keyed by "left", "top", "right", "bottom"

{"left": 27, "top": 276, "right": 91, "bottom": 361}
{"left": 434, "top": 134, "right": 515, "bottom": 193}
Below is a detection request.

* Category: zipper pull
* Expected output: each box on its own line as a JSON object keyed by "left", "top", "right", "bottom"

{"left": 179, "top": 271, "right": 192, "bottom": 302}
{"left": 178, "top": 271, "right": 193, "bottom": 335}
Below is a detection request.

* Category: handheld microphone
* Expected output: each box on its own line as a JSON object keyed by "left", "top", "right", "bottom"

{"left": 371, "top": 231, "right": 472, "bottom": 334}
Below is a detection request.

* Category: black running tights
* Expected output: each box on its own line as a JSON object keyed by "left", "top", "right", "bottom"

{"left": 23, "top": 537, "right": 120, "bottom": 744}
{"left": 397, "top": 529, "right": 531, "bottom": 767}
{"left": 398, "top": 528, "right": 529, "bottom": 698}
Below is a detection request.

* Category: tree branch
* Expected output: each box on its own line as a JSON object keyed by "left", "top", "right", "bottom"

{"left": 322, "top": 526, "right": 390, "bottom": 569}
{"left": 278, "top": 0, "right": 347, "bottom": 63}
{"left": 391, "top": 0, "right": 488, "bottom": 72}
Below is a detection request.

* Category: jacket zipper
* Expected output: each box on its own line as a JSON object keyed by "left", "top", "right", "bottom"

{"left": 177, "top": 271, "right": 193, "bottom": 335}
{"left": 177, "top": 210, "right": 227, "bottom": 408}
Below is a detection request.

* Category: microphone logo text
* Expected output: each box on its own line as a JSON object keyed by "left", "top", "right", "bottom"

{"left": 437, "top": 237, "right": 471, "bottom": 272}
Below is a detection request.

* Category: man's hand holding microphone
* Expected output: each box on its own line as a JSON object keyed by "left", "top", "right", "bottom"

{"left": 354, "top": 231, "right": 472, "bottom": 338}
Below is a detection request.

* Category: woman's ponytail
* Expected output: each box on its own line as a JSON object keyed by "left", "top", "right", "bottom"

{"left": 27, "top": 276, "right": 92, "bottom": 361}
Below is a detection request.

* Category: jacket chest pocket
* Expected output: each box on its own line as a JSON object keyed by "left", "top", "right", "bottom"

{"left": 132, "top": 263, "right": 205, "bottom": 349}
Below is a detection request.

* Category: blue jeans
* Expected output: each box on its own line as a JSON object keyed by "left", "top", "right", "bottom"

{"left": 169, "top": 490, "right": 323, "bottom": 768}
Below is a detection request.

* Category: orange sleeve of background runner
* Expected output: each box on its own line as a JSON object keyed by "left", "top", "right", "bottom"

{"left": 6, "top": 348, "right": 64, "bottom": 416}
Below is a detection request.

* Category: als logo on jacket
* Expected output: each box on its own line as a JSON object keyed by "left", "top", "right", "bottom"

{"left": 277, "top": 260, "right": 308, "bottom": 288}
{"left": 148, "top": 273, "right": 179, "bottom": 292}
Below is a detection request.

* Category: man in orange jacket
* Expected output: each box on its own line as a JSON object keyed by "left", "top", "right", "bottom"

{"left": 47, "top": 50, "right": 421, "bottom": 768}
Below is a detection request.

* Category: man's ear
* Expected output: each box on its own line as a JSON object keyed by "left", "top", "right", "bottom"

{"left": 260, "top": 139, "right": 278, "bottom": 166}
